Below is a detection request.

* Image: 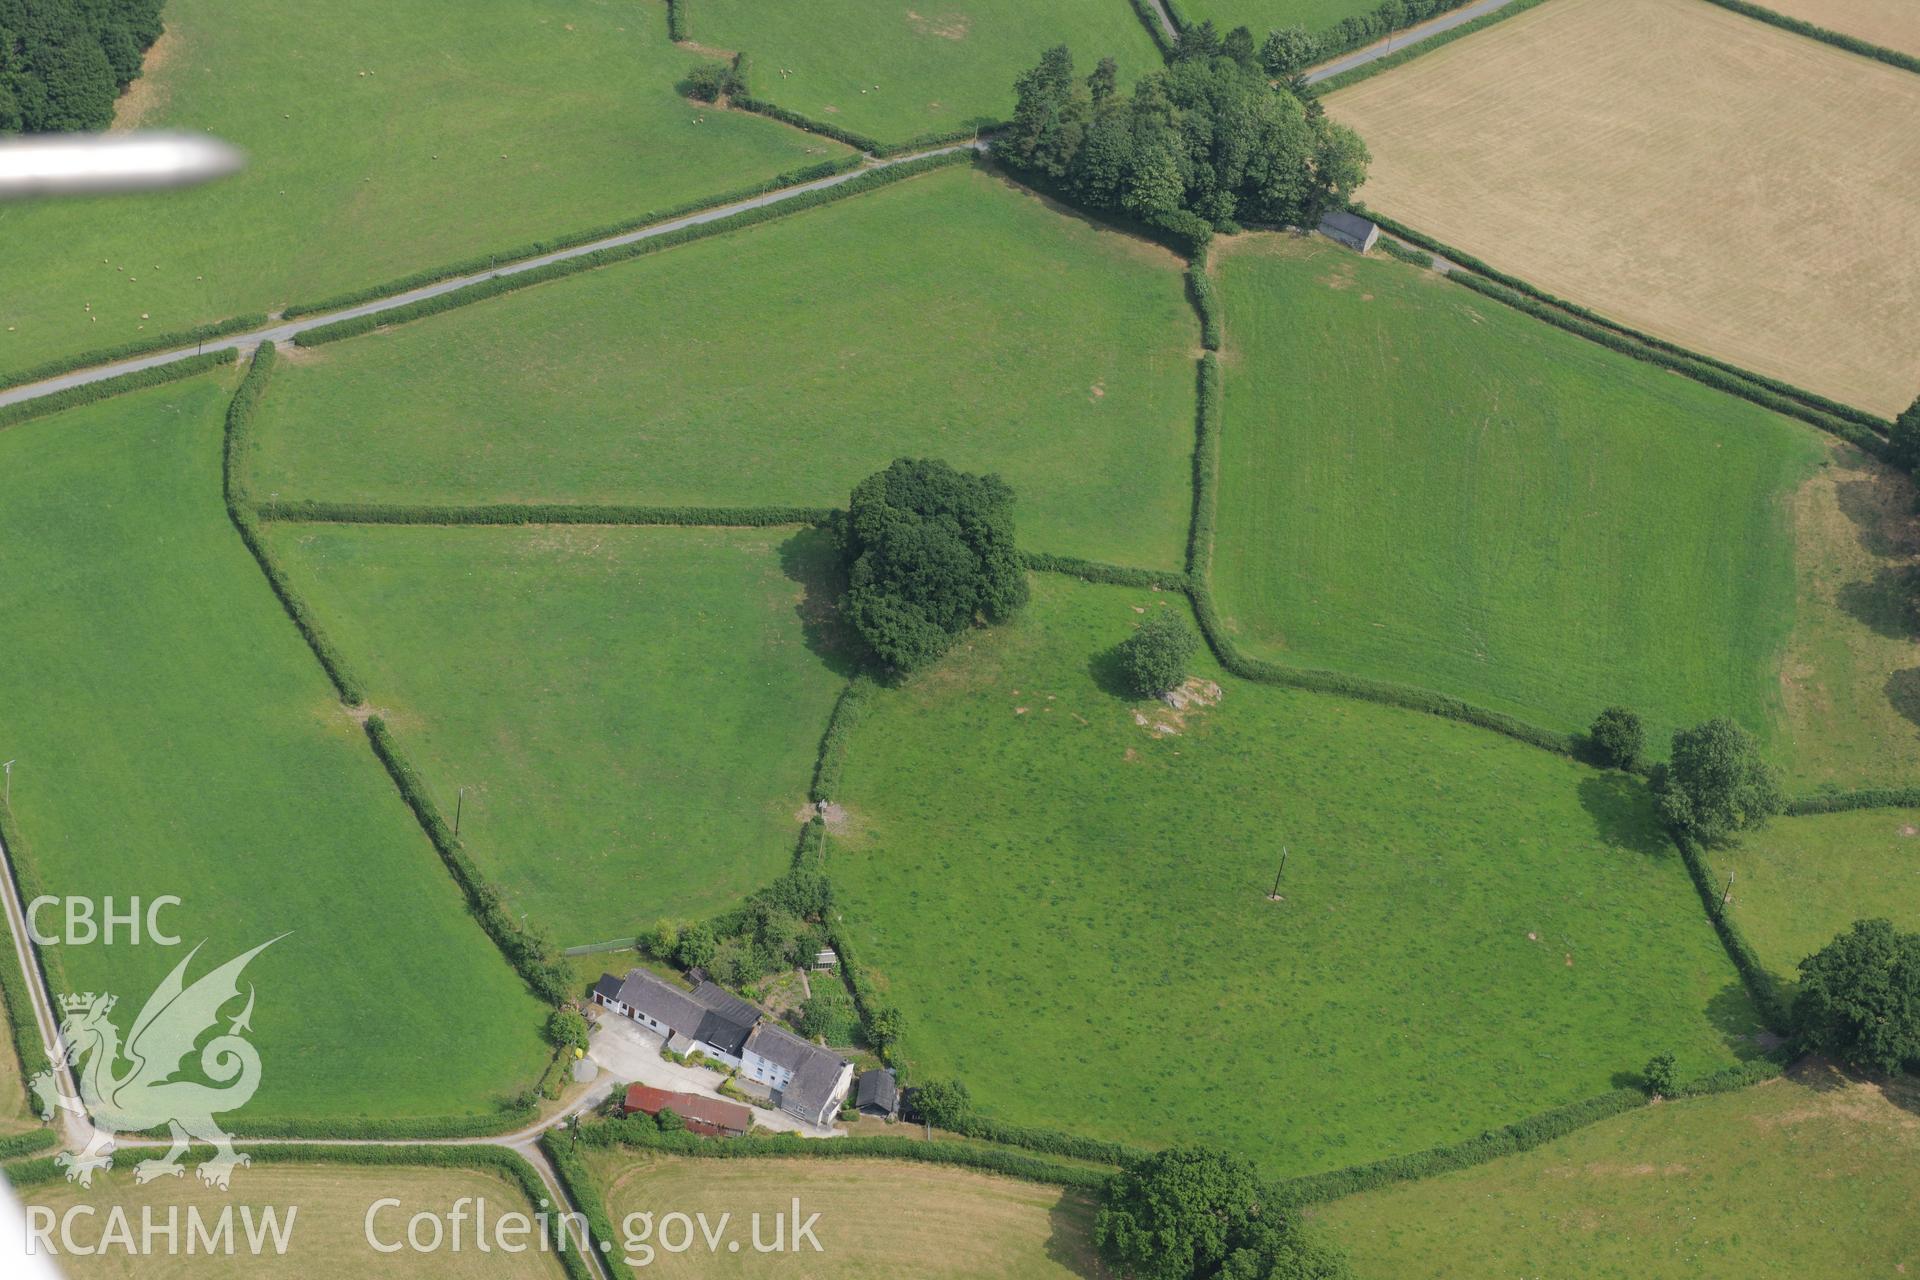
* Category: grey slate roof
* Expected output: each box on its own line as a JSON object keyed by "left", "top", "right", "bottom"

{"left": 615, "top": 970, "right": 717, "bottom": 1040}
{"left": 1317, "top": 209, "right": 1379, "bottom": 251}
{"left": 782, "top": 1048, "right": 852, "bottom": 1123}
{"left": 592, "top": 973, "right": 624, "bottom": 1004}
{"left": 744, "top": 1022, "right": 817, "bottom": 1073}
{"left": 689, "top": 981, "right": 761, "bottom": 1058}
{"left": 855, "top": 1068, "right": 898, "bottom": 1113}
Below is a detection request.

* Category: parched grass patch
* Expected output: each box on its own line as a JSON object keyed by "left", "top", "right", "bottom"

{"left": 263, "top": 523, "right": 850, "bottom": 946}
{"left": 833, "top": 576, "right": 1759, "bottom": 1176}
{"left": 1210, "top": 234, "right": 1822, "bottom": 759}
{"left": 583, "top": 1152, "right": 1098, "bottom": 1278}
{"left": 0, "top": 0, "right": 848, "bottom": 377}
{"left": 1756, "top": 0, "right": 1920, "bottom": 58}
{"left": 1704, "top": 809, "right": 1920, "bottom": 993}
{"left": 1314, "top": 1063, "right": 1920, "bottom": 1279}
{"left": 1779, "top": 445, "right": 1920, "bottom": 789}
{"left": 0, "top": 379, "right": 548, "bottom": 1126}
{"left": 22, "top": 1162, "right": 571, "bottom": 1277}
{"left": 1326, "top": 0, "right": 1920, "bottom": 417}
{"left": 693, "top": 0, "right": 1163, "bottom": 145}
{"left": 251, "top": 165, "right": 1198, "bottom": 569}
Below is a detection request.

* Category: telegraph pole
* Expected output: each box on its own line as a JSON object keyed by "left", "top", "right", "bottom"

{"left": 454, "top": 786, "right": 466, "bottom": 838}
{"left": 1269, "top": 847, "right": 1288, "bottom": 899}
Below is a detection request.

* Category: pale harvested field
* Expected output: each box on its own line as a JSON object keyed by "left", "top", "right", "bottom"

{"left": 23, "top": 1163, "right": 571, "bottom": 1278}
{"left": 1328, "top": 0, "right": 1920, "bottom": 416}
{"left": 1760, "top": 0, "right": 1920, "bottom": 58}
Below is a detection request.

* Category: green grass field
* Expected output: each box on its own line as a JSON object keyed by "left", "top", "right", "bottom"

{"left": 1315, "top": 1063, "right": 1920, "bottom": 1278}
{"left": 1209, "top": 235, "right": 1825, "bottom": 762}
{"left": 0, "top": 378, "right": 549, "bottom": 1126}
{"left": 1704, "top": 809, "right": 1920, "bottom": 993}
{"left": 263, "top": 522, "right": 850, "bottom": 946}
{"left": 1174, "top": 0, "right": 1389, "bottom": 40}
{"left": 831, "top": 575, "right": 1758, "bottom": 1176}
{"left": 251, "top": 164, "right": 1199, "bottom": 569}
{"left": 585, "top": 1152, "right": 1098, "bottom": 1278}
{"left": 692, "top": 0, "right": 1163, "bottom": 145}
{"left": 0, "top": 0, "right": 847, "bottom": 378}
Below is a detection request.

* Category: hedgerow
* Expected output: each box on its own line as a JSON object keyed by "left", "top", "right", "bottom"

{"left": 811, "top": 679, "right": 877, "bottom": 804}
{"left": 731, "top": 95, "right": 986, "bottom": 158}
{"left": 1311, "top": 0, "right": 1559, "bottom": 92}
{"left": 1670, "top": 830, "right": 1790, "bottom": 1032}
{"left": 295, "top": 151, "right": 972, "bottom": 348}
{"left": 1363, "top": 211, "right": 1891, "bottom": 440}
{"left": 0, "top": 828, "right": 53, "bottom": 1085}
{"left": 1127, "top": 0, "right": 1178, "bottom": 57}
{"left": 541, "top": 1134, "right": 622, "bottom": 1264}
{"left": 364, "top": 716, "right": 571, "bottom": 1005}
{"left": 1785, "top": 787, "right": 1920, "bottom": 816}
{"left": 1186, "top": 353, "right": 1220, "bottom": 581}
{"left": 256, "top": 500, "right": 832, "bottom": 527}
{"left": 279, "top": 158, "right": 862, "bottom": 320}
{"left": 1700, "top": 0, "right": 1920, "bottom": 76}
{"left": 666, "top": 0, "right": 688, "bottom": 42}
{"left": 1186, "top": 246, "right": 1220, "bottom": 351}
{"left": 0, "top": 349, "right": 235, "bottom": 430}
{"left": 1378, "top": 237, "right": 1433, "bottom": 269}
{"left": 1021, "top": 551, "right": 1187, "bottom": 590}
{"left": 0, "top": 314, "right": 267, "bottom": 392}
{"left": 0, "top": 1130, "right": 55, "bottom": 1161}
{"left": 213, "top": 1108, "right": 539, "bottom": 1141}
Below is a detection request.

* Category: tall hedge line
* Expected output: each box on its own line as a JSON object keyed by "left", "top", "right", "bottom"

{"left": 1363, "top": 211, "right": 1891, "bottom": 440}
{"left": 0, "top": 348, "right": 236, "bottom": 430}
{"left": 1311, "top": 0, "right": 1558, "bottom": 92}
{"left": 1186, "top": 247, "right": 1221, "bottom": 351}
{"left": 1128, "top": 0, "right": 1178, "bottom": 56}
{"left": 279, "top": 158, "right": 862, "bottom": 320}
{"left": 1701, "top": 0, "right": 1920, "bottom": 75}
{"left": 1785, "top": 786, "right": 1920, "bottom": 816}
{"left": 222, "top": 1107, "right": 541, "bottom": 1141}
{"left": 0, "top": 314, "right": 267, "bottom": 393}
{"left": 729, "top": 95, "right": 987, "bottom": 159}
{"left": 295, "top": 151, "right": 972, "bottom": 348}
{"left": 0, "top": 1129, "right": 56, "bottom": 1161}
{"left": 0, "top": 796, "right": 64, "bottom": 1013}
{"left": 0, "top": 823, "right": 53, "bottom": 1087}
{"left": 363, "top": 717, "right": 571, "bottom": 1005}
{"left": 567, "top": 1116, "right": 1111, "bottom": 1189}
{"left": 1021, "top": 551, "right": 1188, "bottom": 590}
{"left": 666, "top": 0, "right": 688, "bottom": 42}
{"left": 810, "top": 678, "right": 876, "bottom": 804}
{"left": 1186, "top": 353, "right": 1220, "bottom": 580}
{"left": 1671, "top": 831, "right": 1790, "bottom": 1032}
{"left": 256, "top": 500, "right": 831, "bottom": 527}
{"left": 541, "top": 1133, "right": 623, "bottom": 1266}
{"left": 220, "top": 346, "right": 368, "bottom": 705}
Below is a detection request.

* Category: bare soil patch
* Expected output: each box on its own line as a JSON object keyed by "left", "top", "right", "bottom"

{"left": 906, "top": 10, "right": 972, "bottom": 40}
{"left": 110, "top": 30, "right": 178, "bottom": 131}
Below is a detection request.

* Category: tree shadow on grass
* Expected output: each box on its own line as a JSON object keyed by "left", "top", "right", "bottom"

{"left": 1885, "top": 667, "right": 1920, "bottom": 732}
{"left": 1086, "top": 643, "right": 1137, "bottom": 700}
{"left": 1575, "top": 772, "right": 1671, "bottom": 859}
{"left": 1833, "top": 471, "right": 1920, "bottom": 560}
{"left": 1835, "top": 566, "right": 1919, "bottom": 640}
{"left": 1044, "top": 1194, "right": 1105, "bottom": 1278}
{"left": 778, "top": 526, "right": 863, "bottom": 680}
{"left": 1705, "top": 980, "right": 1777, "bottom": 1062}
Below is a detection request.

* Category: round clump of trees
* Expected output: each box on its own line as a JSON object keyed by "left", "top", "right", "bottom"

{"left": 835, "top": 458, "right": 1027, "bottom": 677}
{"left": 1117, "top": 610, "right": 1199, "bottom": 698}
{"left": 1588, "top": 706, "right": 1644, "bottom": 770}
{"left": 1794, "top": 918, "right": 1920, "bottom": 1076}
{"left": 1651, "top": 717, "right": 1781, "bottom": 843}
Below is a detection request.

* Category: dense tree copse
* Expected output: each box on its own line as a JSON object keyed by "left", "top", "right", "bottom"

{"left": 0, "top": 0, "right": 166, "bottom": 133}
{"left": 1651, "top": 717, "right": 1782, "bottom": 843}
{"left": 1095, "top": 1146, "right": 1351, "bottom": 1280}
{"left": 998, "top": 40, "right": 1368, "bottom": 245}
{"left": 1890, "top": 396, "right": 1920, "bottom": 472}
{"left": 1794, "top": 919, "right": 1920, "bottom": 1075}
{"left": 835, "top": 458, "right": 1028, "bottom": 676}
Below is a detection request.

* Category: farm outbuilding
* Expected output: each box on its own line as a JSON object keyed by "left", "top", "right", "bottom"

{"left": 1318, "top": 210, "right": 1381, "bottom": 253}
{"left": 855, "top": 1068, "right": 899, "bottom": 1118}
{"left": 622, "top": 1085, "right": 753, "bottom": 1138}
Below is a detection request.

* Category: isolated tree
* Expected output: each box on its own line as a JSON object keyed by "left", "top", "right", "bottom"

{"left": 546, "top": 1008, "right": 589, "bottom": 1052}
{"left": 674, "top": 921, "right": 717, "bottom": 970}
{"left": 1589, "top": 706, "right": 1645, "bottom": 770}
{"left": 1096, "top": 1146, "right": 1349, "bottom": 1280}
{"left": 1891, "top": 396, "right": 1920, "bottom": 473}
{"left": 1652, "top": 718, "right": 1782, "bottom": 843}
{"left": 1643, "top": 1051, "right": 1677, "bottom": 1097}
{"left": 836, "top": 458, "right": 1027, "bottom": 676}
{"left": 1795, "top": 918, "right": 1920, "bottom": 1075}
{"left": 908, "top": 1079, "right": 973, "bottom": 1129}
{"left": 1117, "top": 611, "right": 1200, "bottom": 698}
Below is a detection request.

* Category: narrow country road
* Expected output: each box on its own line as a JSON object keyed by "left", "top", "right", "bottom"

{"left": 0, "top": 141, "right": 980, "bottom": 413}
{"left": 1140, "top": 0, "right": 1178, "bottom": 45}
{"left": 1306, "top": 0, "right": 1520, "bottom": 83}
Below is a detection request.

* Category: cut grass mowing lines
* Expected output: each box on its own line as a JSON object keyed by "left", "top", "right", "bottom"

{"left": 832, "top": 575, "right": 1761, "bottom": 1176}
{"left": 0, "top": 0, "right": 850, "bottom": 379}
{"left": 1315, "top": 1063, "right": 1920, "bottom": 1279}
{"left": 263, "top": 523, "right": 851, "bottom": 945}
{"left": 692, "top": 0, "right": 1164, "bottom": 146}
{"left": 252, "top": 164, "right": 1199, "bottom": 571}
{"left": 1209, "top": 234, "right": 1823, "bottom": 761}
{"left": 0, "top": 377, "right": 548, "bottom": 1128}
{"left": 1326, "top": 0, "right": 1920, "bottom": 417}
{"left": 584, "top": 1152, "right": 1098, "bottom": 1279}
{"left": 1704, "top": 808, "right": 1920, "bottom": 994}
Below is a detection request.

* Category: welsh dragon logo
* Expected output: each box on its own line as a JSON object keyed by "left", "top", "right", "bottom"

{"left": 31, "top": 937, "right": 282, "bottom": 1190}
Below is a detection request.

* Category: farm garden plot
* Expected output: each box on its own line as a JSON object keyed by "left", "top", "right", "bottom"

{"left": 0, "top": 378, "right": 549, "bottom": 1127}
{"left": 262, "top": 523, "right": 851, "bottom": 946}
{"left": 583, "top": 1153, "right": 1098, "bottom": 1279}
{"left": 250, "top": 164, "right": 1199, "bottom": 570}
{"left": 1325, "top": 0, "right": 1920, "bottom": 417}
{"left": 0, "top": 0, "right": 849, "bottom": 379}
{"left": 1315, "top": 1064, "right": 1920, "bottom": 1279}
{"left": 830, "top": 575, "right": 1762, "bottom": 1177}
{"left": 687, "top": 0, "right": 1164, "bottom": 146}
{"left": 1208, "top": 234, "right": 1825, "bottom": 762}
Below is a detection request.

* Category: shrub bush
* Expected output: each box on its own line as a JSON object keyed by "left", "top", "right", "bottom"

{"left": 796, "top": 984, "right": 859, "bottom": 1044}
{"left": 1794, "top": 918, "right": 1920, "bottom": 1074}
{"left": 1116, "top": 610, "right": 1199, "bottom": 697}
{"left": 1643, "top": 1051, "right": 1677, "bottom": 1096}
{"left": 1588, "top": 706, "right": 1644, "bottom": 770}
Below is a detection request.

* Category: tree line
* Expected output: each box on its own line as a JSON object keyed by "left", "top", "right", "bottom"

{"left": 998, "top": 30, "right": 1368, "bottom": 247}
{"left": 1, "top": 0, "right": 165, "bottom": 133}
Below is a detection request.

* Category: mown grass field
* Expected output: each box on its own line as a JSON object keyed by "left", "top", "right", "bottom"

{"left": 584, "top": 1152, "right": 1097, "bottom": 1278}
{"left": 1176, "top": 0, "right": 1398, "bottom": 41}
{"left": 1315, "top": 1064, "right": 1920, "bottom": 1278}
{"left": 691, "top": 0, "right": 1162, "bottom": 145}
{"left": 0, "top": 0, "right": 847, "bottom": 378}
{"left": 1760, "top": 0, "right": 1920, "bottom": 57}
{"left": 832, "top": 575, "right": 1758, "bottom": 1176}
{"left": 1326, "top": 0, "right": 1920, "bottom": 417}
{"left": 0, "top": 378, "right": 549, "bottom": 1125}
{"left": 20, "top": 1161, "right": 571, "bottom": 1277}
{"left": 1704, "top": 809, "right": 1920, "bottom": 993}
{"left": 1210, "top": 235, "right": 1823, "bottom": 761}
{"left": 264, "top": 523, "right": 850, "bottom": 946}
{"left": 252, "top": 164, "right": 1198, "bottom": 569}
